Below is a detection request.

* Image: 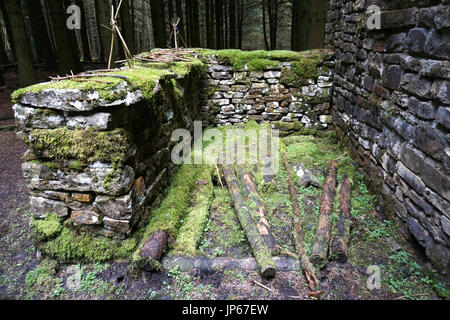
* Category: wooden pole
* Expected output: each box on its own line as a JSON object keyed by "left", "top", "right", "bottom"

{"left": 283, "top": 154, "right": 318, "bottom": 291}
{"left": 329, "top": 176, "right": 352, "bottom": 263}
{"left": 237, "top": 166, "right": 277, "bottom": 251}
{"left": 310, "top": 161, "right": 338, "bottom": 269}
{"left": 223, "top": 164, "right": 276, "bottom": 278}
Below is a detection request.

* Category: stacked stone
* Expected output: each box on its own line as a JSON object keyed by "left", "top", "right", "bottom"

{"left": 14, "top": 71, "right": 202, "bottom": 239}
{"left": 200, "top": 55, "right": 334, "bottom": 133}
{"left": 325, "top": 0, "right": 450, "bottom": 272}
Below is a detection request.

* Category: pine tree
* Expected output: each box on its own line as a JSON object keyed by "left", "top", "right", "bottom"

{"left": 4, "top": 0, "right": 37, "bottom": 86}
{"left": 150, "top": 0, "right": 167, "bottom": 48}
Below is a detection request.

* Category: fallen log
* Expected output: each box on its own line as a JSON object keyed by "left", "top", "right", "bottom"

{"left": 138, "top": 231, "right": 170, "bottom": 271}
{"left": 237, "top": 166, "right": 277, "bottom": 250}
{"left": 329, "top": 176, "right": 352, "bottom": 263}
{"left": 310, "top": 160, "right": 338, "bottom": 269}
{"left": 223, "top": 164, "right": 276, "bottom": 278}
{"left": 283, "top": 155, "right": 318, "bottom": 291}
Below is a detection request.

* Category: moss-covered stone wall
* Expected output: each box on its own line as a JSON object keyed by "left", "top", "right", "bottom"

{"left": 12, "top": 48, "right": 335, "bottom": 244}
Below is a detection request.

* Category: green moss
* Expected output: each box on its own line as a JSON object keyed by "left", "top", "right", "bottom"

{"left": 29, "top": 128, "right": 130, "bottom": 166}
{"left": 40, "top": 228, "right": 137, "bottom": 263}
{"left": 32, "top": 214, "right": 63, "bottom": 240}
{"left": 170, "top": 166, "right": 214, "bottom": 256}
{"left": 197, "top": 48, "right": 332, "bottom": 74}
{"left": 11, "top": 53, "right": 204, "bottom": 103}
{"left": 246, "top": 58, "right": 279, "bottom": 71}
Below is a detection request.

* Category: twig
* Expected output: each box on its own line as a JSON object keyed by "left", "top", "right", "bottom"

{"left": 333, "top": 151, "right": 349, "bottom": 162}
{"left": 253, "top": 280, "right": 277, "bottom": 294}
{"left": 214, "top": 160, "right": 224, "bottom": 189}
{"left": 50, "top": 74, "right": 129, "bottom": 81}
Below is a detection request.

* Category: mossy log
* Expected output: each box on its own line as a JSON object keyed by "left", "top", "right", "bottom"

{"left": 283, "top": 155, "right": 318, "bottom": 291}
{"left": 329, "top": 176, "right": 352, "bottom": 263}
{"left": 237, "top": 166, "right": 277, "bottom": 251}
{"left": 171, "top": 167, "right": 214, "bottom": 256}
{"left": 222, "top": 164, "right": 276, "bottom": 278}
{"left": 310, "top": 160, "right": 338, "bottom": 269}
{"left": 138, "top": 230, "right": 170, "bottom": 271}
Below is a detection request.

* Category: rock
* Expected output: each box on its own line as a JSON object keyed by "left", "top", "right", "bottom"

{"left": 66, "top": 113, "right": 116, "bottom": 131}
{"left": 425, "top": 242, "right": 450, "bottom": 274}
{"left": 435, "top": 5, "right": 450, "bottom": 29}
{"left": 396, "top": 161, "right": 425, "bottom": 195}
{"left": 319, "top": 115, "right": 333, "bottom": 124}
{"left": 420, "top": 157, "right": 450, "bottom": 202}
{"left": 415, "top": 125, "right": 446, "bottom": 160}
{"left": 424, "top": 30, "right": 450, "bottom": 59}
{"left": 30, "top": 196, "right": 69, "bottom": 218}
{"left": 17, "top": 83, "right": 143, "bottom": 112}
{"left": 13, "top": 104, "right": 65, "bottom": 130}
{"left": 22, "top": 161, "right": 135, "bottom": 196}
{"left": 264, "top": 71, "right": 281, "bottom": 79}
{"left": 430, "top": 81, "right": 449, "bottom": 105}
{"left": 407, "top": 97, "right": 436, "bottom": 120}
{"left": 401, "top": 73, "right": 431, "bottom": 98}
{"left": 407, "top": 28, "right": 429, "bottom": 53}
{"left": 436, "top": 107, "right": 450, "bottom": 130}
{"left": 385, "top": 33, "right": 407, "bottom": 52}
{"left": 71, "top": 211, "right": 102, "bottom": 225}
{"left": 381, "top": 8, "right": 416, "bottom": 29}
{"left": 103, "top": 217, "right": 133, "bottom": 235}
{"left": 382, "top": 65, "right": 403, "bottom": 89}
{"left": 71, "top": 193, "right": 94, "bottom": 203}
{"left": 408, "top": 217, "right": 431, "bottom": 248}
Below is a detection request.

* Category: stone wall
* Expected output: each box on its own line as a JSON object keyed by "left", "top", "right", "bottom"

{"left": 13, "top": 64, "right": 204, "bottom": 239}
{"left": 201, "top": 54, "right": 335, "bottom": 134}
{"left": 13, "top": 50, "right": 335, "bottom": 240}
{"left": 325, "top": 0, "right": 450, "bottom": 272}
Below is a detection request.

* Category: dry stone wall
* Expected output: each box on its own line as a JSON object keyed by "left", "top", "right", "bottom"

{"left": 13, "top": 51, "right": 334, "bottom": 241}
{"left": 13, "top": 67, "right": 203, "bottom": 239}
{"left": 201, "top": 54, "right": 335, "bottom": 134}
{"left": 325, "top": 0, "right": 450, "bottom": 272}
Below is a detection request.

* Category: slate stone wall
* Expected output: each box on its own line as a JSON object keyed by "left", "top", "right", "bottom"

{"left": 325, "top": 0, "right": 450, "bottom": 272}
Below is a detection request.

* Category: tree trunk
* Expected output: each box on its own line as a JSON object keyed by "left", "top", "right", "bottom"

{"left": 262, "top": 0, "right": 269, "bottom": 51}
{"left": 175, "top": 0, "right": 185, "bottom": 45}
{"left": 184, "top": 0, "right": 192, "bottom": 46}
{"left": 307, "top": 0, "right": 326, "bottom": 49}
{"left": 215, "top": 0, "right": 222, "bottom": 49}
{"left": 310, "top": 160, "right": 338, "bottom": 269}
{"left": 73, "top": 0, "right": 92, "bottom": 62}
{"left": 237, "top": 167, "right": 277, "bottom": 251}
{"left": 223, "top": 164, "right": 276, "bottom": 278}
{"left": 205, "top": 0, "right": 213, "bottom": 48}
{"left": 330, "top": 176, "right": 352, "bottom": 263}
{"left": 4, "top": 0, "right": 37, "bottom": 86}
{"left": 0, "top": 0, "right": 16, "bottom": 61}
{"left": 150, "top": 0, "right": 166, "bottom": 48}
{"left": 237, "top": 0, "right": 243, "bottom": 49}
{"left": 0, "top": 18, "right": 9, "bottom": 64}
{"left": 25, "top": 0, "right": 57, "bottom": 70}
{"left": 48, "top": 0, "right": 80, "bottom": 75}
{"left": 291, "top": 0, "right": 309, "bottom": 51}
{"left": 283, "top": 155, "right": 318, "bottom": 291}
{"left": 120, "top": 0, "right": 135, "bottom": 55}
{"left": 228, "top": 0, "right": 236, "bottom": 48}
{"left": 191, "top": 0, "right": 200, "bottom": 47}
{"left": 97, "top": 0, "right": 115, "bottom": 63}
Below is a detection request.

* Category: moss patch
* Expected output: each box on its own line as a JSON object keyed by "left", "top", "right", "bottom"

{"left": 32, "top": 214, "right": 63, "bottom": 240}
{"left": 29, "top": 128, "right": 130, "bottom": 166}
{"left": 40, "top": 228, "right": 137, "bottom": 263}
{"left": 197, "top": 48, "right": 332, "bottom": 74}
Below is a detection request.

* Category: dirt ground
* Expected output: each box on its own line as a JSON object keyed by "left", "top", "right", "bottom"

{"left": 0, "top": 72, "right": 448, "bottom": 301}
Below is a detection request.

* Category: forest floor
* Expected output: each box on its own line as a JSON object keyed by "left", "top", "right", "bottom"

{"left": 0, "top": 74, "right": 448, "bottom": 300}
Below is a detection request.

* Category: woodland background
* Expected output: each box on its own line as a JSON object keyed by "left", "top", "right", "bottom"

{"left": 0, "top": 0, "right": 327, "bottom": 87}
